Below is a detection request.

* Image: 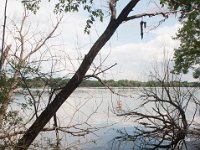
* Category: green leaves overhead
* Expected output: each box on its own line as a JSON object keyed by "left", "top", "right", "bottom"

{"left": 22, "top": 0, "right": 104, "bottom": 34}
{"left": 84, "top": 9, "right": 103, "bottom": 34}
{"left": 161, "top": 0, "right": 200, "bottom": 77}
{"left": 160, "top": 0, "right": 200, "bottom": 19}
{"left": 21, "top": 0, "right": 41, "bottom": 14}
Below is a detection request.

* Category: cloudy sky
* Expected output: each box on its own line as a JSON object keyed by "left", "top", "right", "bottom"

{"left": 0, "top": 0, "right": 194, "bottom": 81}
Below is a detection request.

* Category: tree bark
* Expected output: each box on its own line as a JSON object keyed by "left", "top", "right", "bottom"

{"left": 14, "top": 1, "right": 140, "bottom": 149}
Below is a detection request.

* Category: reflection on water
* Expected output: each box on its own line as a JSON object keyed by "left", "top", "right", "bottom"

{"left": 11, "top": 87, "right": 200, "bottom": 149}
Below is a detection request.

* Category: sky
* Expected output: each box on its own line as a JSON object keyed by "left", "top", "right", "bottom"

{"left": 0, "top": 0, "right": 195, "bottom": 81}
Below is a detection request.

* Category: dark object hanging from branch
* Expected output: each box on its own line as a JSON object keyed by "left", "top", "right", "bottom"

{"left": 140, "top": 20, "right": 147, "bottom": 39}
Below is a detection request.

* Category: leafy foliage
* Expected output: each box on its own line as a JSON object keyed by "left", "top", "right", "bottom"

{"left": 21, "top": 0, "right": 41, "bottom": 14}
{"left": 161, "top": 1, "right": 200, "bottom": 77}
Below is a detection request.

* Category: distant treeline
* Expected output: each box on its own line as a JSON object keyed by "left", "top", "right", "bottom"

{"left": 17, "top": 77, "right": 200, "bottom": 88}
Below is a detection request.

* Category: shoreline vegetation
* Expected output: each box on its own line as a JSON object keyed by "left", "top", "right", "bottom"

{"left": 18, "top": 77, "right": 200, "bottom": 88}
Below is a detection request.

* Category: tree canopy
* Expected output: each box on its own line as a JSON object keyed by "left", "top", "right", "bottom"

{"left": 161, "top": 0, "right": 200, "bottom": 77}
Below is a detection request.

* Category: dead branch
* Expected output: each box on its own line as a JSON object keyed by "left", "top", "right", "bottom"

{"left": 125, "top": 10, "right": 179, "bottom": 22}
{"left": 114, "top": 63, "right": 199, "bottom": 149}
{"left": 0, "top": 124, "right": 100, "bottom": 139}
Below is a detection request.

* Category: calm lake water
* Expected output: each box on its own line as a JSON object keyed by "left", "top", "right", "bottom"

{"left": 12, "top": 87, "right": 200, "bottom": 149}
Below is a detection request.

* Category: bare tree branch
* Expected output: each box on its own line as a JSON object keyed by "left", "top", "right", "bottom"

{"left": 23, "top": 16, "right": 63, "bottom": 61}
{"left": 113, "top": 62, "right": 199, "bottom": 149}
{"left": 124, "top": 10, "right": 179, "bottom": 22}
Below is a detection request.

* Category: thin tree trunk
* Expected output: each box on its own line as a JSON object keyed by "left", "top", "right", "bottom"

{"left": 14, "top": 1, "right": 140, "bottom": 149}
{"left": 0, "top": 0, "right": 8, "bottom": 70}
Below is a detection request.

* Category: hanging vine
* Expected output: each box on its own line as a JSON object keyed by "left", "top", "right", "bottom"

{"left": 140, "top": 19, "right": 147, "bottom": 39}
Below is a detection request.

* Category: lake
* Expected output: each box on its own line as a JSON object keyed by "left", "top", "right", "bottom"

{"left": 11, "top": 87, "right": 200, "bottom": 149}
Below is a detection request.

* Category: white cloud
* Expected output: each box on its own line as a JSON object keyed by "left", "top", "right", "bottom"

{"left": 96, "top": 23, "right": 184, "bottom": 81}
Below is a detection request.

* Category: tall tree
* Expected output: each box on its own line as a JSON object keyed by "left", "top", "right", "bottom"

{"left": 0, "top": 0, "right": 172, "bottom": 149}
{"left": 14, "top": 1, "right": 141, "bottom": 149}
{"left": 161, "top": 0, "right": 200, "bottom": 77}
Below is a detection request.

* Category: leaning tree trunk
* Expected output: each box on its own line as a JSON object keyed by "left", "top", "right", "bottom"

{"left": 14, "top": 1, "right": 140, "bottom": 149}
